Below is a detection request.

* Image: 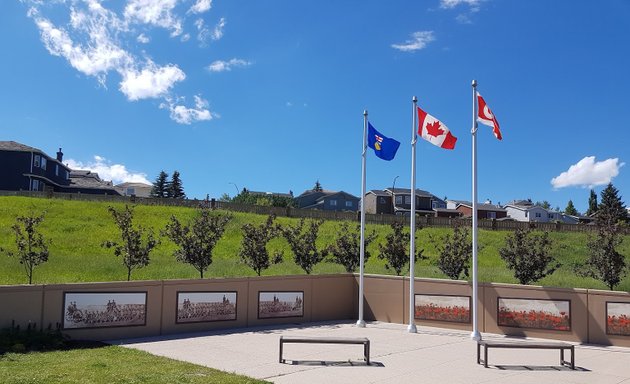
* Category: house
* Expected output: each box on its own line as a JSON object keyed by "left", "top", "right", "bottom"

{"left": 115, "top": 182, "right": 153, "bottom": 197}
{"left": 295, "top": 190, "right": 359, "bottom": 211}
{"left": 0, "top": 141, "right": 119, "bottom": 195}
{"left": 364, "top": 188, "right": 443, "bottom": 216}
{"left": 503, "top": 200, "right": 562, "bottom": 223}
{"left": 452, "top": 201, "right": 507, "bottom": 220}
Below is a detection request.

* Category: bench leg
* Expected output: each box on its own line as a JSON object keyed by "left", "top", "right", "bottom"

{"left": 571, "top": 346, "right": 575, "bottom": 370}
{"left": 364, "top": 341, "right": 370, "bottom": 365}
{"left": 279, "top": 340, "right": 284, "bottom": 363}
{"left": 560, "top": 348, "right": 564, "bottom": 366}
{"left": 477, "top": 343, "right": 480, "bottom": 365}
{"left": 484, "top": 345, "right": 488, "bottom": 368}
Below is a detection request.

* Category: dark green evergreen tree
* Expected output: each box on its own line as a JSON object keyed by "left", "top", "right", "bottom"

{"left": 151, "top": 171, "right": 169, "bottom": 198}
{"left": 564, "top": 200, "right": 579, "bottom": 216}
{"left": 168, "top": 170, "right": 186, "bottom": 199}
{"left": 598, "top": 183, "right": 627, "bottom": 226}
{"left": 313, "top": 180, "right": 323, "bottom": 192}
{"left": 586, "top": 189, "right": 598, "bottom": 216}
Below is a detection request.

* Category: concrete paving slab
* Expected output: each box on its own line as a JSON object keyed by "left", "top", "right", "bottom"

{"left": 110, "top": 321, "right": 630, "bottom": 384}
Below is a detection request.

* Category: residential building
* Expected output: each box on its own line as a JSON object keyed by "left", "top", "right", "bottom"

{"left": 295, "top": 190, "right": 359, "bottom": 211}
{"left": 364, "top": 188, "right": 444, "bottom": 216}
{"left": 0, "top": 141, "right": 119, "bottom": 195}
{"left": 503, "top": 200, "right": 563, "bottom": 223}
{"left": 452, "top": 201, "right": 508, "bottom": 220}
{"left": 115, "top": 182, "right": 153, "bottom": 197}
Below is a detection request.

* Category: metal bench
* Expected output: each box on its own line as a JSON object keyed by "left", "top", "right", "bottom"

{"left": 477, "top": 339, "right": 575, "bottom": 369}
{"left": 279, "top": 336, "right": 370, "bottom": 364}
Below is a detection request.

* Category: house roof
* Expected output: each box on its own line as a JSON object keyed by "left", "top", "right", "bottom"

{"left": 69, "top": 170, "right": 118, "bottom": 192}
{"left": 434, "top": 208, "right": 461, "bottom": 213}
{"left": 115, "top": 182, "right": 152, "bottom": 188}
{"left": 383, "top": 188, "right": 433, "bottom": 198}
{"left": 456, "top": 202, "right": 507, "bottom": 212}
{"left": 0, "top": 141, "right": 42, "bottom": 153}
{"left": 367, "top": 189, "right": 390, "bottom": 197}
{"left": 248, "top": 190, "right": 293, "bottom": 198}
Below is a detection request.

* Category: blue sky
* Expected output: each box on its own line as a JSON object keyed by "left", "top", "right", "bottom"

{"left": 1, "top": 0, "right": 628, "bottom": 213}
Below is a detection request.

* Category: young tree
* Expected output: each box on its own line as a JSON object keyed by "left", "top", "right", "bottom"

{"left": 239, "top": 215, "right": 282, "bottom": 276}
{"left": 280, "top": 219, "right": 325, "bottom": 274}
{"left": 162, "top": 208, "right": 232, "bottom": 278}
{"left": 168, "top": 170, "right": 186, "bottom": 199}
{"left": 1, "top": 213, "right": 50, "bottom": 284}
{"left": 564, "top": 200, "right": 579, "bottom": 216}
{"left": 499, "top": 228, "right": 559, "bottom": 285}
{"left": 577, "top": 225, "right": 627, "bottom": 290}
{"left": 151, "top": 171, "right": 169, "bottom": 198}
{"left": 586, "top": 189, "right": 598, "bottom": 216}
{"left": 325, "top": 222, "right": 377, "bottom": 273}
{"left": 378, "top": 221, "right": 425, "bottom": 276}
{"left": 313, "top": 180, "right": 323, "bottom": 192}
{"left": 102, "top": 205, "right": 158, "bottom": 281}
{"left": 432, "top": 222, "right": 472, "bottom": 280}
{"left": 598, "top": 183, "right": 627, "bottom": 226}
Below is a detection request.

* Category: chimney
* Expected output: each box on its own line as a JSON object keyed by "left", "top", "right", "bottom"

{"left": 56, "top": 148, "right": 63, "bottom": 162}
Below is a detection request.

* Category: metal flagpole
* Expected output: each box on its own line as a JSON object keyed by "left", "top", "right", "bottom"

{"left": 470, "top": 80, "right": 481, "bottom": 341}
{"left": 357, "top": 110, "right": 368, "bottom": 328}
{"left": 408, "top": 96, "right": 418, "bottom": 333}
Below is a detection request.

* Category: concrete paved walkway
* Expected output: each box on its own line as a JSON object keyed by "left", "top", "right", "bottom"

{"left": 111, "top": 321, "right": 630, "bottom": 383}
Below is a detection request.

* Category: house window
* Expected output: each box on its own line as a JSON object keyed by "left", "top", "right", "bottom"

{"left": 525, "top": 211, "right": 528, "bottom": 217}
{"left": 396, "top": 195, "right": 403, "bottom": 205}
{"left": 34, "top": 155, "right": 40, "bottom": 167}
{"left": 379, "top": 197, "right": 386, "bottom": 204}
{"left": 330, "top": 199, "right": 337, "bottom": 206}
{"left": 32, "top": 179, "right": 40, "bottom": 191}
{"left": 345, "top": 201, "right": 353, "bottom": 208}
{"left": 127, "top": 188, "right": 136, "bottom": 196}
{"left": 404, "top": 195, "right": 411, "bottom": 204}
{"left": 41, "top": 157, "right": 47, "bottom": 170}
{"left": 535, "top": 212, "right": 542, "bottom": 218}
{"left": 55, "top": 164, "right": 59, "bottom": 176}
{"left": 487, "top": 211, "right": 497, "bottom": 219}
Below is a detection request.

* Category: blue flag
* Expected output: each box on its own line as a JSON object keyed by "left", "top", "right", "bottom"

{"left": 367, "top": 123, "right": 400, "bottom": 161}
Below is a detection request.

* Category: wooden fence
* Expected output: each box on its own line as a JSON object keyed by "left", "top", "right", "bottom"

{"left": 0, "top": 190, "right": 617, "bottom": 233}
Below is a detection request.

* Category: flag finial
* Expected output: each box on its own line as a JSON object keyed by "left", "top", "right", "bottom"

{"left": 363, "top": 110, "right": 368, "bottom": 116}
{"left": 412, "top": 96, "right": 417, "bottom": 103}
{"left": 472, "top": 79, "right": 477, "bottom": 88}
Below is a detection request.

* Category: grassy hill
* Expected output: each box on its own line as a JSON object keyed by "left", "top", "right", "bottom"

{"left": 1, "top": 196, "right": 629, "bottom": 290}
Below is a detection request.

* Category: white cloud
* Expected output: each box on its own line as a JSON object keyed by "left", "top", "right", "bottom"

{"left": 551, "top": 156, "right": 625, "bottom": 189}
{"left": 207, "top": 58, "right": 251, "bottom": 72}
{"left": 124, "top": 0, "right": 183, "bottom": 37}
{"left": 26, "top": 0, "right": 223, "bottom": 124}
{"left": 194, "top": 18, "right": 210, "bottom": 43}
{"left": 440, "top": 0, "right": 483, "bottom": 11}
{"left": 212, "top": 17, "right": 226, "bottom": 40}
{"left": 391, "top": 31, "right": 435, "bottom": 52}
{"left": 66, "top": 156, "right": 150, "bottom": 185}
{"left": 189, "top": 0, "right": 212, "bottom": 14}
{"left": 32, "top": 10, "right": 130, "bottom": 85}
{"left": 119, "top": 60, "right": 186, "bottom": 100}
{"left": 160, "top": 95, "right": 214, "bottom": 124}
{"left": 137, "top": 33, "right": 150, "bottom": 43}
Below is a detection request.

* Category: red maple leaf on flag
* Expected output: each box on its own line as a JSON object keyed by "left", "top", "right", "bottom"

{"left": 426, "top": 121, "right": 444, "bottom": 137}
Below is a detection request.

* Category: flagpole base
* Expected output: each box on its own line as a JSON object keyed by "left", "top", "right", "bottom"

{"left": 407, "top": 324, "right": 417, "bottom": 333}
{"left": 356, "top": 319, "right": 366, "bottom": 328}
{"left": 470, "top": 330, "right": 482, "bottom": 341}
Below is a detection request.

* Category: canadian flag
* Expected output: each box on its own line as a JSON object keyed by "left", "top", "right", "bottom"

{"left": 476, "top": 92, "right": 502, "bottom": 140}
{"left": 417, "top": 106, "right": 457, "bottom": 150}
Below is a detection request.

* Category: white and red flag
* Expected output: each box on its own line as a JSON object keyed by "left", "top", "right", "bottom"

{"left": 476, "top": 92, "right": 502, "bottom": 140}
{"left": 417, "top": 106, "right": 457, "bottom": 149}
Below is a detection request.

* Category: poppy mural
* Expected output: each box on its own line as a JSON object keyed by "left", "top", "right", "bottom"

{"left": 606, "top": 302, "right": 630, "bottom": 336}
{"left": 497, "top": 298, "right": 570, "bottom": 331}
{"left": 414, "top": 294, "right": 471, "bottom": 323}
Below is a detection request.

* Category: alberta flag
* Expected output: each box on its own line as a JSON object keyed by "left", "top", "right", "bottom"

{"left": 367, "top": 123, "right": 400, "bottom": 161}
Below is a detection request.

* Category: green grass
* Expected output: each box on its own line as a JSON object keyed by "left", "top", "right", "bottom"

{"left": 0, "top": 345, "right": 268, "bottom": 384}
{"left": 1, "top": 196, "right": 629, "bottom": 290}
